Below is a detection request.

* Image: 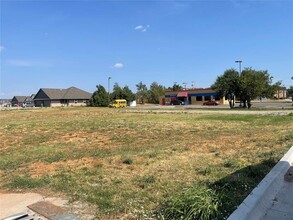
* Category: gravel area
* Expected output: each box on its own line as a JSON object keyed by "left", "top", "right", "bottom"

{"left": 123, "top": 109, "right": 293, "bottom": 115}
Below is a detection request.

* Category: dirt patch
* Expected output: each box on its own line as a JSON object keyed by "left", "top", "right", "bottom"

{"left": 50, "top": 131, "right": 111, "bottom": 146}
{"left": 23, "top": 158, "right": 102, "bottom": 177}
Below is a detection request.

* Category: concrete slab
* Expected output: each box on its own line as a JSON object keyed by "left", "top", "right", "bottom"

{"left": 228, "top": 146, "right": 293, "bottom": 220}
{"left": 28, "top": 201, "right": 80, "bottom": 220}
{"left": 0, "top": 193, "right": 43, "bottom": 219}
{"left": 0, "top": 191, "right": 94, "bottom": 220}
{"left": 28, "top": 201, "right": 67, "bottom": 219}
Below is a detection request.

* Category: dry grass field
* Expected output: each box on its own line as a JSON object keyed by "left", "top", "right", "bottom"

{"left": 0, "top": 107, "right": 292, "bottom": 219}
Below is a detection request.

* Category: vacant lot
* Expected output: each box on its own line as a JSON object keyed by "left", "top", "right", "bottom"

{"left": 0, "top": 107, "right": 292, "bottom": 219}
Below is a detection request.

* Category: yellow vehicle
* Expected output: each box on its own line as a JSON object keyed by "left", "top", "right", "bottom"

{"left": 109, "top": 99, "right": 127, "bottom": 108}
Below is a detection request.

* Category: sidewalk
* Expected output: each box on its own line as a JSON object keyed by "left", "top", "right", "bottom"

{"left": 228, "top": 146, "right": 293, "bottom": 220}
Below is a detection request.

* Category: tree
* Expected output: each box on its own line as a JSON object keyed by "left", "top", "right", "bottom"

{"left": 212, "top": 68, "right": 277, "bottom": 109}
{"left": 148, "top": 82, "right": 166, "bottom": 104}
{"left": 239, "top": 68, "right": 275, "bottom": 108}
{"left": 110, "top": 83, "right": 136, "bottom": 104}
{"left": 211, "top": 69, "right": 240, "bottom": 108}
{"left": 136, "top": 81, "right": 148, "bottom": 104}
{"left": 111, "top": 83, "right": 123, "bottom": 100}
{"left": 90, "top": 85, "right": 109, "bottom": 107}
{"left": 122, "top": 86, "right": 136, "bottom": 103}
{"left": 168, "top": 83, "right": 183, "bottom": 91}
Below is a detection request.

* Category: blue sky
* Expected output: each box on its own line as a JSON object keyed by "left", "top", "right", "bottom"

{"left": 1, "top": 0, "right": 293, "bottom": 98}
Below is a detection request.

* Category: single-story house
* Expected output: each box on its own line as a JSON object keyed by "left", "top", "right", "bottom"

{"left": 34, "top": 87, "right": 92, "bottom": 107}
{"left": 11, "top": 96, "right": 27, "bottom": 107}
{"left": 0, "top": 99, "right": 12, "bottom": 107}
{"left": 11, "top": 94, "right": 36, "bottom": 107}
{"left": 23, "top": 94, "right": 35, "bottom": 107}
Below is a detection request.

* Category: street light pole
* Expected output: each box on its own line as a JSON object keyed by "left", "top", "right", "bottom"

{"left": 235, "top": 60, "right": 242, "bottom": 107}
{"left": 235, "top": 60, "right": 242, "bottom": 74}
{"left": 108, "top": 76, "right": 111, "bottom": 95}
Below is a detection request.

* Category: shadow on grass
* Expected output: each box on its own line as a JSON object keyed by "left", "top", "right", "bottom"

{"left": 211, "top": 158, "right": 278, "bottom": 219}
{"left": 156, "top": 158, "right": 278, "bottom": 220}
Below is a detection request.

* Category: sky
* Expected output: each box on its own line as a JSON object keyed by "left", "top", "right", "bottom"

{"left": 0, "top": 0, "right": 293, "bottom": 98}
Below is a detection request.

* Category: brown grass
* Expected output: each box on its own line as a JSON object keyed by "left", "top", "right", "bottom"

{"left": 0, "top": 107, "right": 292, "bottom": 219}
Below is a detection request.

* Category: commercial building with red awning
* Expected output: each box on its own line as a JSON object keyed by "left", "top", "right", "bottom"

{"left": 177, "top": 92, "right": 188, "bottom": 97}
{"left": 164, "top": 88, "right": 229, "bottom": 105}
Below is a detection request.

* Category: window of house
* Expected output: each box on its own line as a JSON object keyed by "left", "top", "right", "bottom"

{"left": 196, "top": 96, "right": 202, "bottom": 101}
{"left": 204, "top": 96, "right": 211, "bottom": 101}
{"left": 214, "top": 94, "right": 220, "bottom": 101}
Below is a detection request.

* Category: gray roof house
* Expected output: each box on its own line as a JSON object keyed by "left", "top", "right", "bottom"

{"left": 11, "top": 96, "right": 27, "bottom": 106}
{"left": 23, "top": 94, "right": 35, "bottom": 107}
{"left": 34, "top": 87, "right": 92, "bottom": 107}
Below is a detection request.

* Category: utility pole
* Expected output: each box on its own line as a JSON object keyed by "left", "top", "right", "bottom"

{"left": 182, "top": 82, "right": 187, "bottom": 90}
{"left": 191, "top": 81, "right": 195, "bottom": 89}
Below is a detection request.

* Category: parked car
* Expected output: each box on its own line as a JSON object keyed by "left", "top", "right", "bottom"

{"left": 170, "top": 100, "right": 185, "bottom": 105}
{"left": 203, "top": 101, "right": 219, "bottom": 106}
{"left": 23, "top": 102, "right": 34, "bottom": 107}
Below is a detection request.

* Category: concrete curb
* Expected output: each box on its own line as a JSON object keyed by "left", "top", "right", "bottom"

{"left": 228, "top": 146, "right": 293, "bottom": 220}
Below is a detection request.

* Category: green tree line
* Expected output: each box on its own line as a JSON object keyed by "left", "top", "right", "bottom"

{"left": 91, "top": 68, "right": 289, "bottom": 108}
{"left": 90, "top": 81, "right": 166, "bottom": 107}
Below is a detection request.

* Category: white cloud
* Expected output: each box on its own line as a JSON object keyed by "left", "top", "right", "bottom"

{"left": 134, "top": 25, "right": 150, "bottom": 32}
{"left": 135, "top": 25, "right": 143, "bottom": 30}
{"left": 113, "top": 63, "right": 124, "bottom": 69}
{"left": 0, "top": 46, "right": 4, "bottom": 52}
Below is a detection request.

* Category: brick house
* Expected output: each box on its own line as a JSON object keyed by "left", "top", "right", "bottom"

{"left": 34, "top": 87, "right": 92, "bottom": 107}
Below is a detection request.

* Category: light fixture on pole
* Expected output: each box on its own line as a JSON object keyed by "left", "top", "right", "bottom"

{"left": 108, "top": 76, "right": 111, "bottom": 94}
{"left": 235, "top": 60, "right": 242, "bottom": 74}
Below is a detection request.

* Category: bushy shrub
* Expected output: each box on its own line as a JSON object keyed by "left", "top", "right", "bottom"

{"left": 122, "top": 158, "right": 133, "bottom": 165}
